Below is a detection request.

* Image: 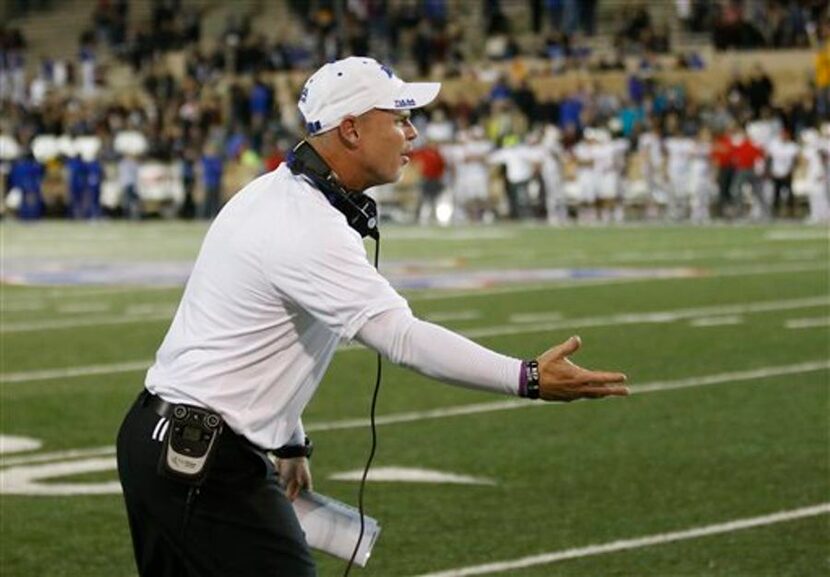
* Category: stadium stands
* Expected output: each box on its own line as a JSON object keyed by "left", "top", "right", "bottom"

{"left": 1, "top": 0, "right": 828, "bottom": 224}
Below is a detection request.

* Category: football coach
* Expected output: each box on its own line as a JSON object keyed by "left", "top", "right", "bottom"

{"left": 116, "top": 56, "right": 629, "bottom": 577}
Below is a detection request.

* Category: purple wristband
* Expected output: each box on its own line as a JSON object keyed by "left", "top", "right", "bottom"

{"left": 518, "top": 361, "right": 528, "bottom": 398}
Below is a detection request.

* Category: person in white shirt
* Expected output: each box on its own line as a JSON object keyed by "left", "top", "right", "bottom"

{"left": 765, "top": 129, "right": 801, "bottom": 218}
{"left": 446, "top": 125, "right": 493, "bottom": 222}
{"left": 688, "top": 127, "right": 715, "bottom": 224}
{"left": 115, "top": 56, "right": 628, "bottom": 577}
{"left": 488, "top": 136, "right": 546, "bottom": 219}
{"left": 663, "top": 126, "right": 697, "bottom": 221}
{"left": 571, "top": 128, "right": 599, "bottom": 222}
{"left": 592, "top": 129, "right": 629, "bottom": 223}
{"left": 637, "top": 122, "right": 666, "bottom": 219}
{"left": 539, "top": 124, "right": 568, "bottom": 224}
{"left": 800, "top": 128, "right": 830, "bottom": 224}
{"left": 118, "top": 154, "right": 141, "bottom": 220}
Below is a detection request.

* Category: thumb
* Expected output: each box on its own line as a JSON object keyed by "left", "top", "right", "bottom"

{"left": 555, "top": 335, "right": 581, "bottom": 358}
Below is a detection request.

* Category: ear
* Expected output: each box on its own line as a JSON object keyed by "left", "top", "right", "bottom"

{"left": 336, "top": 117, "right": 361, "bottom": 149}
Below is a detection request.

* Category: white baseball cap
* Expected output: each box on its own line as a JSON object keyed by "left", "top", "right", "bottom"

{"left": 298, "top": 57, "right": 441, "bottom": 136}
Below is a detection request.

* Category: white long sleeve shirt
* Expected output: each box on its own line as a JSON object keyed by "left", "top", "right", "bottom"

{"left": 147, "top": 164, "right": 521, "bottom": 450}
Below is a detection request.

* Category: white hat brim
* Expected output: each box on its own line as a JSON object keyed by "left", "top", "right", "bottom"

{"left": 377, "top": 82, "right": 441, "bottom": 111}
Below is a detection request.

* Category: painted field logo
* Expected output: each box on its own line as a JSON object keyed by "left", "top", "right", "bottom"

{"left": 0, "top": 437, "right": 119, "bottom": 496}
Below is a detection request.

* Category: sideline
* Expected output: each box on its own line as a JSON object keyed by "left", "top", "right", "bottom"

{"left": 3, "top": 359, "right": 826, "bottom": 468}
{"left": 410, "top": 503, "right": 830, "bottom": 577}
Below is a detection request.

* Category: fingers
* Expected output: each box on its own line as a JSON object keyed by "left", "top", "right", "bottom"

{"left": 285, "top": 479, "right": 300, "bottom": 501}
{"left": 581, "top": 385, "right": 630, "bottom": 398}
{"left": 580, "top": 370, "right": 627, "bottom": 384}
{"left": 285, "top": 473, "right": 312, "bottom": 501}
{"left": 278, "top": 459, "right": 312, "bottom": 501}
{"left": 544, "top": 385, "right": 630, "bottom": 402}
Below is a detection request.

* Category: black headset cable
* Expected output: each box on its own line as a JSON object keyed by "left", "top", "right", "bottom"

{"left": 344, "top": 238, "right": 382, "bottom": 576}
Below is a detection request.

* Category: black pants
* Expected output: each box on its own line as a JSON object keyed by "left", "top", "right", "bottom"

{"left": 716, "top": 167, "right": 735, "bottom": 217}
{"left": 117, "top": 391, "right": 317, "bottom": 577}
{"left": 772, "top": 175, "right": 795, "bottom": 217}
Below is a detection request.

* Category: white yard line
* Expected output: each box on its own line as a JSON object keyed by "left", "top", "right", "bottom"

{"left": 689, "top": 315, "right": 744, "bottom": 327}
{"left": 124, "top": 304, "right": 177, "bottom": 316}
{"left": 3, "top": 296, "right": 828, "bottom": 381}
{"left": 56, "top": 303, "right": 112, "bottom": 314}
{"left": 462, "top": 295, "right": 828, "bottom": 339}
{"left": 2, "top": 360, "right": 827, "bottom": 467}
{"left": 0, "top": 446, "right": 118, "bottom": 467}
{"left": 0, "top": 301, "right": 48, "bottom": 312}
{"left": 766, "top": 230, "right": 830, "bottom": 241}
{"left": 631, "top": 361, "right": 828, "bottom": 394}
{"left": 3, "top": 290, "right": 827, "bottom": 336}
{"left": 0, "top": 313, "right": 172, "bottom": 333}
{"left": 424, "top": 310, "right": 482, "bottom": 322}
{"left": 2, "top": 361, "right": 151, "bottom": 384}
{"left": 785, "top": 317, "right": 830, "bottom": 329}
{"left": 509, "top": 312, "right": 562, "bottom": 324}
{"left": 714, "top": 262, "right": 826, "bottom": 276}
{"left": 1, "top": 284, "right": 177, "bottom": 304}
{"left": 410, "top": 503, "right": 830, "bottom": 577}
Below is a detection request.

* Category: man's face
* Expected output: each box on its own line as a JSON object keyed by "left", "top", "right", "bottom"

{"left": 354, "top": 109, "right": 418, "bottom": 187}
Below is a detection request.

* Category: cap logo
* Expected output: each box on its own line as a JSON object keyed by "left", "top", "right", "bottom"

{"left": 380, "top": 64, "right": 395, "bottom": 79}
{"left": 306, "top": 120, "right": 322, "bottom": 134}
{"left": 300, "top": 86, "right": 309, "bottom": 104}
{"left": 394, "top": 98, "right": 416, "bottom": 108}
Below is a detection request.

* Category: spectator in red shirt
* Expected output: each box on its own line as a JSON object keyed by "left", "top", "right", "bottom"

{"left": 411, "top": 143, "right": 446, "bottom": 224}
{"left": 729, "top": 127, "right": 768, "bottom": 220}
{"left": 711, "top": 129, "right": 735, "bottom": 217}
{"left": 262, "top": 140, "right": 286, "bottom": 173}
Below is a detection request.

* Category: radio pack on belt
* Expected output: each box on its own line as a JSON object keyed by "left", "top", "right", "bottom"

{"left": 158, "top": 404, "right": 223, "bottom": 485}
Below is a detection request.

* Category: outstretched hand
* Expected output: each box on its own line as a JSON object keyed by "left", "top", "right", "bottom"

{"left": 537, "top": 336, "right": 629, "bottom": 402}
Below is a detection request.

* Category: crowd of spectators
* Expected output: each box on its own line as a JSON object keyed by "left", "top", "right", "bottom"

{"left": 1, "top": 0, "right": 828, "bottom": 224}
{"left": 706, "top": 0, "right": 829, "bottom": 50}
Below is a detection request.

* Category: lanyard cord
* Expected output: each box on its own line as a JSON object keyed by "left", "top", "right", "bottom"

{"left": 344, "top": 238, "right": 382, "bottom": 576}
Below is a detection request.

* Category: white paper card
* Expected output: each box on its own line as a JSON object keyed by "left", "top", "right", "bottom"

{"left": 292, "top": 490, "right": 381, "bottom": 567}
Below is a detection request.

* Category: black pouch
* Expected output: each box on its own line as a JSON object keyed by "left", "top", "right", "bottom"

{"left": 158, "top": 404, "right": 223, "bottom": 486}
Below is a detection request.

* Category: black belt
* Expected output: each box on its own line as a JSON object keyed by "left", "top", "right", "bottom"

{"left": 138, "top": 389, "right": 284, "bottom": 458}
{"left": 139, "top": 389, "right": 180, "bottom": 419}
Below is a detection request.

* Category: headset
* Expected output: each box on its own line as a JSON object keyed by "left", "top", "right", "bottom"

{"left": 287, "top": 140, "right": 379, "bottom": 240}
{"left": 287, "top": 140, "right": 382, "bottom": 576}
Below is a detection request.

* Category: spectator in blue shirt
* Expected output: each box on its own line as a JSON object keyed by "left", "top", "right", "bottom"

{"left": 10, "top": 155, "right": 45, "bottom": 220}
{"left": 199, "top": 144, "right": 223, "bottom": 219}
{"left": 559, "top": 94, "right": 583, "bottom": 129}
{"left": 66, "top": 154, "right": 88, "bottom": 219}
{"left": 249, "top": 76, "right": 273, "bottom": 125}
{"left": 85, "top": 157, "right": 103, "bottom": 219}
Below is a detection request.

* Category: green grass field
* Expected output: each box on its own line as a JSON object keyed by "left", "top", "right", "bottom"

{"left": 1, "top": 222, "right": 828, "bottom": 577}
